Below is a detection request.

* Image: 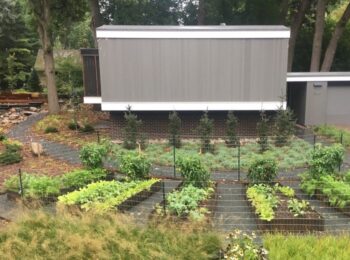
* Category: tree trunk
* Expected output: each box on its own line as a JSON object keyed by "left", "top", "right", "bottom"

{"left": 287, "top": 0, "right": 311, "bottom": 72}
{"left": 321, "top": 3, "right": 350, "bottom": 71}
{"left": 37, "top": 1, "right": 60, "bottom": 114}
{"left": 198, "top": 0, "right": 205, "bottom": 25}
{"left": 89, "top": 0, "right": 103, "bottom": 47}
{"left": 310, "top": 0, "right": 327, "bottom": 71}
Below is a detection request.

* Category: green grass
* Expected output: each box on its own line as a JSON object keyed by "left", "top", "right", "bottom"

{"left": 0, "top": 212, "right": 222, "bottom": 259}
{"left": 112, "top": 137, "right": 313, "bottom": 171}
{"left": 264, "top": 234, "right": 350, "bottom": 260}
{"left": 314, "top": 125, "right": 350, "bottom": 147}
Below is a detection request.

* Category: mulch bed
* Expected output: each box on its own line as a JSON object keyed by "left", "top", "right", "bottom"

{"left": 246, "top": 185, "right": 324, "bottom": 233}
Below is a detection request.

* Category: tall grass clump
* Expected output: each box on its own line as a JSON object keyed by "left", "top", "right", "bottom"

{"left": 0, "top": 211, "right": 222, "bottom": 259}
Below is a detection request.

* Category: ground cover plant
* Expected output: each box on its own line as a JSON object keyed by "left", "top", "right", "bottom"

{"left": 264, "top": 234, "right": 350, "bottom": 260}
{"left": 58, "top": 179, "right": 159, "bottom": 212}
{"left": 314, "top": 124, "right": 350, "bottom": 147}
{"left": 109, "top": 137, "right": 312, "bottom": 171}
{"left": 4, "top": 169, "right": 107, "bottom": 199}
{"left": 0, "top": 139, "right": 23, "bottom": 166}
{"left": 0, "top": 212, "right": 222, "bottom": 259}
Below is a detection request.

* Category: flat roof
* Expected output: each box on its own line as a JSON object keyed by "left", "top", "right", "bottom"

{"left": 96, "top": 25, "right": 290, "bottom": 39}
{"left": 287, "top": 72, "right": 350, "bottom": 82}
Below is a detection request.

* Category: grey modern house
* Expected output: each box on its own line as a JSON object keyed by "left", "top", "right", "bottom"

{"left": 81, "top": 25, "right": 350, "bottom": 135}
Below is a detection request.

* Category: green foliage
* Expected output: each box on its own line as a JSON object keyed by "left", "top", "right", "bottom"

{"left": 0, "top": 212, "right": 221, "bottom": 259}
{"left": 44, "top": 126, "right": 59, "bottom": 133}
{"left": 319, "top": 175, "right": 350, "bottom": 208}
{"left": 3, "top": 139, "right": 23, "bottom": 153}
{"left": 166, "top": 185, "right": 213, "bottom": 220}
{"left": 288, "top": 199, "right": 309, "bottom": 217}
{"left": 314, "top": 125, "right": 350, "bottom": 147}
{"left": 274, "top": 106, "right": 296, "bottom": 147}
{"left": 123, "top": 107, "right": 142, "bottom": 150}
{"left": 247, "top": 156, "right": 278, "bottom": 185}
{"left": 61, "top": 169, "right": 107, "bottom": 190}
{"left": 246, "top": 184, "right": 278, "bottom": 221}
{"left": 5, "top": 50, "right": 30, "bottom": 90}
{"left": 226, "top": 111, "right": 239, "bottom": 147}
{"left": 197, "top": 111, "right": 214, "bottom": 153}
{"left": 67, "top": 121, "right": 80, "bottom": 130}
{"left": 119, "top": 151, "right": 151, "bottom": 180}
{"left": 176, "top": 155, "right": 211, "bottom": 188}
{"left": 300, "top": 173, "right": 319, "bottom": 196}
{"left": 168, "top": 111, "right": 181, "bottom": 148}
{"left": 58, "top": 179, "right": 159, "bottom": 212}
{"left": 257, "top": 111, "right": 269, "bottom": 152}
{"left": 4, "top": 173, "right": 60, "bottom": 199}
{"left": 309, "top": 144, "right": 345, "bottom": 178}
{"left": 275, "top": 184, "right": 295, "bottom": 198}
{"left": 0, "top": 139, "right": 23, "bottom": 166}
{"left": 26, "top": 68, "right": 42, "bottom": 92}
{"left": 224, "top": 230, "right": 268, "bottom": 260}
{"left": 79, "top": 143, "right": 108, "bottom": 169}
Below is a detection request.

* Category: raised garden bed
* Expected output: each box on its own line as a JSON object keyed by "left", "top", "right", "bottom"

{"left": 246, "top": 184, "right": 324, "bottom": 233}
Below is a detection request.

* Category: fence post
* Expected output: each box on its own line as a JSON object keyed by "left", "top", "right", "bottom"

{"left": 173, "top": 134, "right": 176, "bottom": 178}
{"left": 313, "top": 134, "right": 316, "bottom": 150}
{"left": 162, "top": 181, "right": 166, "bottom": 214}
{"left": 238, "top": 137, "right": 241, "bottom": 182}
{"left": 340, "top": 133, "right": 344, "bottom": 145}
{"left": 18, "top": 168, "right": 24, "bottom": 197}
{"left": 97, "top": 130, "right": 100, "bottom": 144}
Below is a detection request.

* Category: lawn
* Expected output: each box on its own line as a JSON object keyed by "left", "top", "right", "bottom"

{"left": 264, "top": 234, "right": 350, "bottom": 260}
{"left": 111, "top": 137, "right": 313, "bottom": 171}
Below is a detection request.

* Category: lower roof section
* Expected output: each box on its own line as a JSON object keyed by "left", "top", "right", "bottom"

{"left": 99, "top": 101, "right": 286, "bottom": 111}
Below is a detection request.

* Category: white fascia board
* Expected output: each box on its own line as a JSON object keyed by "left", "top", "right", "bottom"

{"left": 84, "top": 97, "right": 102, "bottom": 104}
{"left": 287, "top": 76, "right": 350, "bottom": 82}
{"left": 101, "top": 102, "right": 285, "bottom": 111}
{"left": 97, "top": 30, "right": 290, "bottom": 39}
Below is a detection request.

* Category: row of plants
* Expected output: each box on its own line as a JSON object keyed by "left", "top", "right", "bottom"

{"left": 300, "top": 144, "right": 350, "bottom": 210}
{"left": 314, "top": 124, "right": 350, "bottom": 147}
{"left": 0, "top": 139, "right": 22, "bottom": 166}
{"left": 4, "top": 168, "right": 107, "bottom": 199}
{"left": 58, "top": 178, "right": 159, "bottom": 212}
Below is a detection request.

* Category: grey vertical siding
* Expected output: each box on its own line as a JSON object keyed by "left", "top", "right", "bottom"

{"left": 98, "top": 38, "right": 288, "bottom": 103}
{"left": 326, "top": 83, "right": 350, "bottom": 124}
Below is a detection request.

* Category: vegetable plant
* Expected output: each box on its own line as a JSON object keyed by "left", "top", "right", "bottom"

{"left": 288, "top": 199, "right": 309, "bottom": 217}
{"left": 119, "top": 151, "right": 151, "bottom": 180}
{"left": 176, "top": 155, "right": 210, "bottom": 188}
{"left": 79, "top": 142, "right": 108, "bottom": 169}
{"left": 247, "top": 156, "right": 278, "bottom": 185}
{"left": 61, "top": 168, "right": 107, "bottom": 189}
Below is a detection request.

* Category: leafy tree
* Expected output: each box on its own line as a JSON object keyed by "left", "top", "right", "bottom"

{"left": 226, "top": 111, "right": 239, "bottom": 147}
{"left": 274, "top": 106, "right": 296, "bottom": 147}
{"left": 168, "top": 111, "right": 182, "bottom": 148}
{"left": 257, "top": 111, "right": 269, "bottom": 153}
{"left": 123, "top": 106, "right": 142, "bottom": 150}
{"left": 198, "top": 110, "right": 214, "bottom": 153}
{"left": 5, "top": 50, "right": 30, "bottom": 91}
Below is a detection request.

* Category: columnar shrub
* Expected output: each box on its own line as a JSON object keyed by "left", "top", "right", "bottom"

{"left": 309, "top": 144, "right": 344, "bottom": 178}
{"left": 274, "top": 105, "right": 296, "bottom": 146}
{"left": 123, "top": 107, "right": 142, "bottom": 150}
{"left": 119, "top": 151, "right": 151, "bottom": 180}
{"left": 79, "top": 143, "right": 108, "bottom": 169}
{"left": 247, "top": 156, "right": 278, "bottom": 185}
{"left": 226, "top": 111, "right": 239, "bottom": 147}
{"left": 168, "top": 111, "right": 181, "bottom": 148}
{"left": 197, "top": 110, "right": 214, "bottom": 153}
{"left": 257, "top": 111, "right": 269, "bottom": 152}
{"left": 176, "top": 156, "right": 210, "bottom": 188}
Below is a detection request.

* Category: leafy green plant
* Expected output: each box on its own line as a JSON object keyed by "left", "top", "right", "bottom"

{"left": 68, "top": 121, "right": 80, "bottom": 130}
{"left": 176, "top": 155, "right": 210, "bottom": 188}
{"left": 58, "top": 179, "right": 159, "bottom": 212}
{"left": 257, "top": 111, "right": 269, "bottom": 152}
{"left": 0, "top": 151, "right": 22, "bottom": 166}
{"left": 288, "top": 199, "right": 309, "bottom": 217}
{"left": 3, "top": 139, "right": 22, "bottom": 153}
{"left": 309, "top": 144, "right": 344, "bottom": 178}
{"left": 226, "top": 111, "right": 239, "bottom": 147}
{"left": 246, "top": 184, "right": 278, "bottom": 221}
{"left": 247, "top": 156, "right": 278, "bottom": 185}
{"left": 44, "top": 126, "right": 59, "bottom": 133}
{"left": 79, "top": 143, "right": 108, "bottom": 169}
{"left": 166, "top": 185, "right": 213, "bottom": 220}
{"left": 119, "top": 151, "right": 151, "bottom": 180}
{"left": 314, "top": 125, "right": 350, "bottom": 147}
{"left": 224, "top": 230, "right": 268, "bottom": 260}
{"left": 168, "top": 111, "right": 181, "bottom": 148}
{"left": 275, "top": 184, "right": 295, "bottom": 198}
{"left": 123, "top": 106, "right": 142, "bottom": 150}
{"left": 197, "top": 110, "right": 214, "bottom": 153}
{"left": 274, "top": 105, "right": 296, "bottom": 147}
{"left": 61, "top": 169, "right": 107, "bottom": 190}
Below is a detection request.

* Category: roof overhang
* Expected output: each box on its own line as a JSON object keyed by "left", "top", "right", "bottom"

{"left": 287, "top": 72, "right": 350, "bottom": 82}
